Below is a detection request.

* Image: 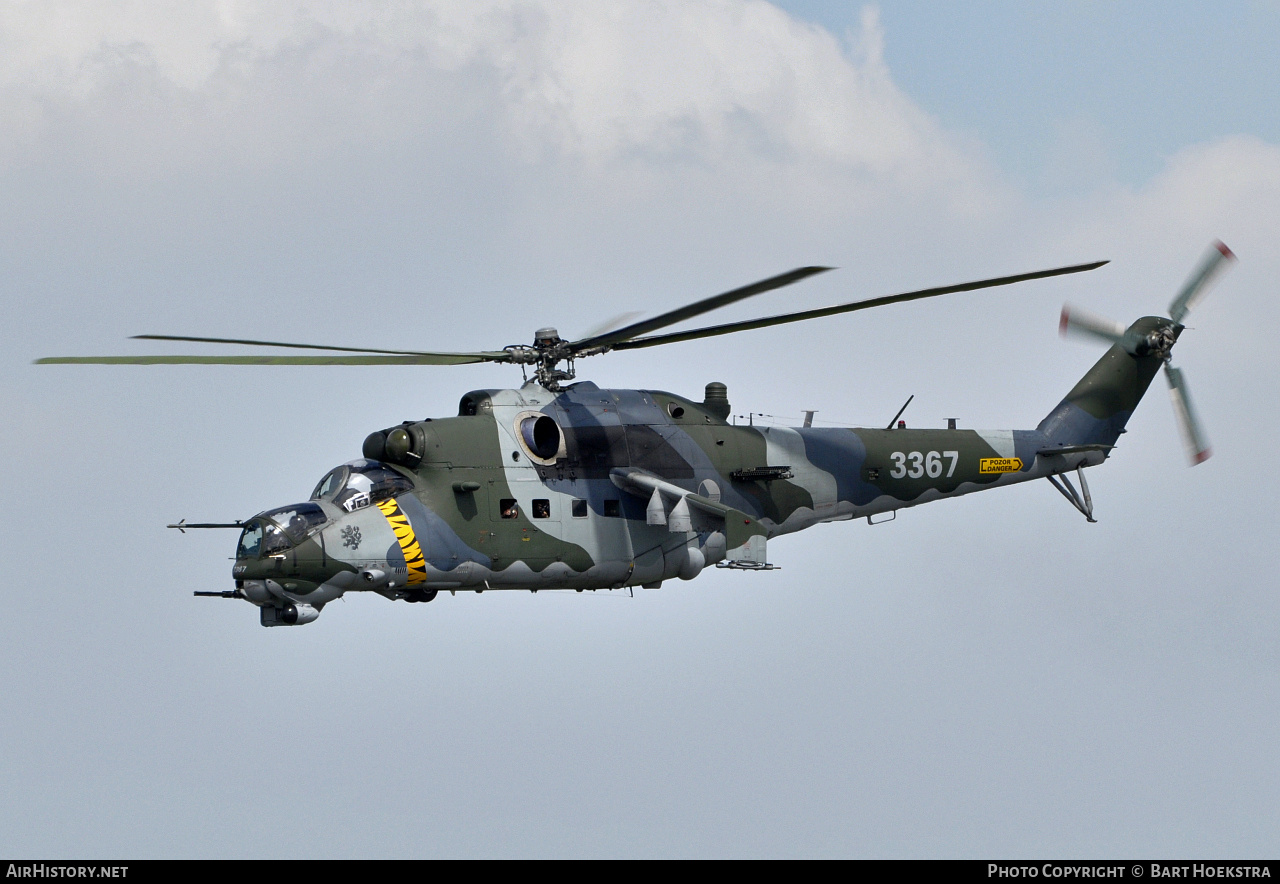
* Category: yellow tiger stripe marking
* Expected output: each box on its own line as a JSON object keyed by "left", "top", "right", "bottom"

{"left": 376, "top": 497, "right": 427, "bottom": 585}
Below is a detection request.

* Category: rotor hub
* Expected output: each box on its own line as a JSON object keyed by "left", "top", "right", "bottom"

{"left": 533, "top": 327, "right": 563, "bottom": 348}
{"left": 1141, "top": 324, "right": 1179, "bottom": 359}
{"left": 502, "top": 329, "right": 579, "bottom": 390}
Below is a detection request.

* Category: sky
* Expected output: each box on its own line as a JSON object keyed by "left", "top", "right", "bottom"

{"left": 2, "top": 1, "right": 1278, "bottom": 858}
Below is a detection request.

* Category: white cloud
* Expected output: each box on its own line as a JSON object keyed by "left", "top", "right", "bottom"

{"left": 1043, "top": 134, "right": 1280, "bottom": 312}
{"left": 0, "top": 0, "right": 983, "bottom": 195}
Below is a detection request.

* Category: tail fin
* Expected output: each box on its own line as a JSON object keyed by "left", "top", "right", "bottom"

{"left": 1037, "top": 317, "right": 1170, "bottom": 450}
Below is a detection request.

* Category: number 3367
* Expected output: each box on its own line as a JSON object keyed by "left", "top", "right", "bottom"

{"left": 889, "top": 450, "right": 958, "bottom": 479}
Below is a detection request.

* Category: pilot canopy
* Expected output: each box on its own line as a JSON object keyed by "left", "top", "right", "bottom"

{"left": 310, "top": 459, "right": 414, "bottom": 514}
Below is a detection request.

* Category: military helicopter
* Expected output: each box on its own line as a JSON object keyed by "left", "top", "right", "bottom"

{"left": 38, "top": 243, "right": 1234, "bottom": 627}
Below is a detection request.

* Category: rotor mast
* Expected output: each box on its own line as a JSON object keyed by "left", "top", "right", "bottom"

{"left": 504, "top": 327, "right": 579, "bottom": 390}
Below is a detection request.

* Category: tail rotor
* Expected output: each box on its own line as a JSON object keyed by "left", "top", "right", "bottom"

{"left": 1059, "top": 241, "right": 1236, "bottom": 466}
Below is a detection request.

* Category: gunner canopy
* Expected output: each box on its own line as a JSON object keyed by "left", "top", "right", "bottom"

{"left": 236, "top": 503, "right": 328, "bottom": 559}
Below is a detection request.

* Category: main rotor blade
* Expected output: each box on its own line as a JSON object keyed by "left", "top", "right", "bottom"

{"left": 1165, "top": 363, "right": 1212, "bottom": 465}
{"left": 570, "top": 265, "right": 833, "bottom": 352}
{"left": 612, "top": 260, "right": 1108, "bottom": 351}
{"left": 129, "top": 335, "right": 458, "bottom": 355}
{"left": 130, "top": 334, "right": 505, "bottom": 360}
{"left": 576, "top": 311, "right": 644, "bottom": 341}
{"left": 36, "top": 353, "right": 503, "bottom": 365}
{"left": 1059, "top": 303, "right": 1127, "bottom": 345}
{"left": 1168, "top": 240, "right": 1235, "bottom": 323}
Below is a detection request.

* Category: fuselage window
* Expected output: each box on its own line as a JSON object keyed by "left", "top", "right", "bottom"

{"left": 603, "top": 500, "right": 621, "bottom": 517}
{"left": 532, "top": 499, "right": 551, "bottom": 519}
{"left": 500, "top": 499, "right": 518, "bottom": 519}
{"left": 571, "top": 499, "right": 588, "bottom": 518}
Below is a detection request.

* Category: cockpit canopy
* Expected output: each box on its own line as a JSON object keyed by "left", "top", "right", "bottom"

{"left": 311, "top": 459, "right": 415, "bottom": 514}
{"left": 235, "top": 461, "right": 414, "bottom": 560}
{"left": 236, "top": 502, "right": 327, "bottom": 559}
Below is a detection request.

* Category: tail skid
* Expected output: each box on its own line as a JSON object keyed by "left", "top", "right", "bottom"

{"left": 1047, "top": 467, "right": 1096, "bottom": 522}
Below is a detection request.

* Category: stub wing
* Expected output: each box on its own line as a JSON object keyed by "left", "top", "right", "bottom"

{"left": 610, "top": 468, "right": 768, "bottom": 564}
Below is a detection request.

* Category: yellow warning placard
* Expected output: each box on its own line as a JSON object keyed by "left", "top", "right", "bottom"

{"left": 980, "top": 457, "right": 1023, "bottom": 474}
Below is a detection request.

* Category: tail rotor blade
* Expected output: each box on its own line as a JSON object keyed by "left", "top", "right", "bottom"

{"left": 1168, "top": 240, "right": 1236, "bottom": 323}
{"left": 1165, "top": 363, "right": 1212, "bottom": 465}
{"left": 1060, "top": 303, "right": 1127, "bottom": 345}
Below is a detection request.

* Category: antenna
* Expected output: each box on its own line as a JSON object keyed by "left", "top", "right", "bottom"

{"left": 886, "top": 395, "right": 914, "bottom": 430}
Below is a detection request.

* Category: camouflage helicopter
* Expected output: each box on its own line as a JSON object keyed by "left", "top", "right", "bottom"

{"left": 38, "top": 243, "right": 1234, "bottom": 627}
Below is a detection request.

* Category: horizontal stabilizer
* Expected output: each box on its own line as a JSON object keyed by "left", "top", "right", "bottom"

{"left": 1037, "top": 444, "right": 1114, "bottom": 456}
